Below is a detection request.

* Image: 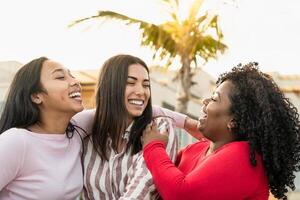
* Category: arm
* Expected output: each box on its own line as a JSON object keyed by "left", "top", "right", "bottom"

{"left": 71, "top": 109, "right": 95, "bottom": 138}
{"left": 183, "top": 117, "right": 203, "bottom": 140}
{"left": 152, "top": 105, "right": 203, "bottom": 140}
{"left": 143, "top": 141, "right": 264, "bottom": 200}
{"left": 0, "top": 129, "right": 25, "bottom": 190}
{"left": 120, "top": 118, "right": 179, "bottom": 199}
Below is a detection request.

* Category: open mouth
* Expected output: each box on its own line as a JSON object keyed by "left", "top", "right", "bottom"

{"left": 198, "top": 114, "right": 207, "bottom": 122}
{"left": 69, "top": 91, "right": 82, "bottom": 101}
{"left": 198, "top": 107, "right": 208, "bottom": 124}
{"left": 128, "top": 99, "right": 144, "bottom": 106}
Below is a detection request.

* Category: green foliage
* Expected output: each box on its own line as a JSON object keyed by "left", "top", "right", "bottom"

{"left": 70, "top": 0, "right": 227, "bottom": 67}
{"left": 70, "top": 0, "right": 228, "bottom": 112}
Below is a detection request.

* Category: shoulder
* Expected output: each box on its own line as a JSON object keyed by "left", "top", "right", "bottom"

{"left": 152, "top": 105, "right": 186, "bottom": 128}
{"left": 152, "top": 105, "right": 171, "bottom": 116}
{"left": 212, "top": 141, "right": 260, "bottom": 169}
{"left": 213, "top": 141, "right": 268, "bottom": 191}
{"left": 182, "top": 139, "right": 210, "bottom": 153}
{"left": 217, "top": 141, "right": 249, "bottom": 156}
{"left": 72, "top": 109, "right": 95, "bottom": 122}
{"left": 184, "top": 139, "right": 210, "bottom": 150}
{"left": 221, "top": 142, "right": 265, "bottom": 167}
{"left": 0, "top": 128, "right": 27, "bottom": 145}
{"left": 0, "top": 128, "right": 27, "bottom": 156}
{"left": 152, "top": 105, "right": 161, "bottom": 113}
{"left": 71, "top": 109, "right": 95, "bottom": 134}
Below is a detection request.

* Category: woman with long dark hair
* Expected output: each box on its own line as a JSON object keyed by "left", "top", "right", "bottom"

{"left": 0, "top": 57, "right": 84, "bottom": 199}
{"left": 72, "top": 54, "right": 200, "bottom": 199}
{"left": 142, "top": 63, "right": 300, "bottom": 200}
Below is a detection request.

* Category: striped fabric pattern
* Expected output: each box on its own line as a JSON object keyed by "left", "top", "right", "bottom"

{"left": 82, "top": 119, "right": 178, "bottom": 200}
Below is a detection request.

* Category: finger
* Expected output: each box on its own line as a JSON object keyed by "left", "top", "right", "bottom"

{"left": 145, "top": 123, "right": 152, "bottom": 131}
{"left": 151, "top": 122, "right": 158, "bottom": 131}
{"left": 161, "top": 128, "right": 169, "bottom": 136}
{"left": 157, "top": 119, "right": 163, "bottom": 127}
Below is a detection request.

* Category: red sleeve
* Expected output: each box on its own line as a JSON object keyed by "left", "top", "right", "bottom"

{"left": 174, "top": 149, "right": 183, "bottom": 166}
{"left": 143, "top": 141, "right": 269, "bottom": 200}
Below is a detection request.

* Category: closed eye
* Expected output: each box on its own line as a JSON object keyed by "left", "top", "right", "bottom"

{"left": 56, "top": 76, "right": 65, "bottom": 80}
{"left": 127, "top": 81, "right": 135, "bottom": 85}
{"left": 210, "top": 92, "right": 219, "bottom": 102}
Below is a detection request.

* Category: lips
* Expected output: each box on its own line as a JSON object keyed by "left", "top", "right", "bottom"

{"left": 198, "top": 105, "right": 207, "bottom": 120}
{"left": 197, "top": 105, "right": 208, "bottom": 129}
{"left": 128, "top": 99, "right": 144, "bottom": 106}
{"left": 199, "top": 114, "right": 207, "bottom": 123}
{"left": 69, "top": 91, "right": 82, "bottom": 101}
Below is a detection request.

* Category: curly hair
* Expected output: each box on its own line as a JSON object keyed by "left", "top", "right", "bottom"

{"left": 216, "top": 62, "right": 300, "bottom": 199}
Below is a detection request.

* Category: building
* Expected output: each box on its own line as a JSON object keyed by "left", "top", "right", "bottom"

{"left": 0, "top": 61, "right": 23, "bottom": 111}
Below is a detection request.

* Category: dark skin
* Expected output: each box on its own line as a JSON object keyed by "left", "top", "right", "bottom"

{"left": 142, "top": 122, "right": 168, "bottom": 147}
{"left": 141, "top": 114, "right": 204, "bottom": 148}
{"left": 142, "top": 81, "right": 235, "bottom": 154}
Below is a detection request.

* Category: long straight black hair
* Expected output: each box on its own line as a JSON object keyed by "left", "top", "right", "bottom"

{"left": 0, "top": 57, "right": 48, "bottom": 133}
{"left": 92, "top": 54, "right": 152, "bottom": 160}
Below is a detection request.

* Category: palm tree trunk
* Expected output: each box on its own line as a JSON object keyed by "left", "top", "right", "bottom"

{"left": 175, "top": 57, "right": 192, "bottom": 114}
{"left": 175, "top": 57, "right": 192, "bottom": 147}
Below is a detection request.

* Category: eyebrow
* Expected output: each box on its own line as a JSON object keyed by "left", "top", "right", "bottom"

{"left": 51, "top": 68, "right": 65, "bottom": 74}
{"left": 127, "top": 76, "right": 150, "bottom": 82}
{"left": 212, "top": 91, "right": 221, "bottom": 100}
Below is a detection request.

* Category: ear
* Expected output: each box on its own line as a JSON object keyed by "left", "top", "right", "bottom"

{"left": 227, "top": 119, "right": 235, "bottom": 130}
{"left": 31, "top": 93, "right": 42, "bottom": 105}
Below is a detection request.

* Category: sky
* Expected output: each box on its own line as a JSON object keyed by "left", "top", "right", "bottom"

{"left": 0, "top": 0, "right": 300, "bottom": 78}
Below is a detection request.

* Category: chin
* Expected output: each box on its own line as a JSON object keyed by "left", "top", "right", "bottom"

{"left": 73, "top": 106, "right": 84, "bottom": 114}
{"left": 198, "top": 125, "right": 204, "bottom": 132}
{"left": 129, "top": 111, "right": 144, "bottom": 118}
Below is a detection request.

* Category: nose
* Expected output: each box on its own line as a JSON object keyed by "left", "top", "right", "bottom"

{"left": 202, "top": 98, "right": 210, "bottom": 105}
{"left": 201, "top": 98, "right": 210, "bottom": 114}
{"left": 134, "top": 84, "right": 144, "bottom": 95}
{"left": 69, "top": 77, "right": 81, "bottom": 87}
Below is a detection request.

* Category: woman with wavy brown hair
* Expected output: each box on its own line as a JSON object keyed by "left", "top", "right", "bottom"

{"left": 72, "top": 54, "right": 201, "bottom": 199}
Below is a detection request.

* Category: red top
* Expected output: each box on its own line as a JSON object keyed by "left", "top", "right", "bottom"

{"left": 143, "top": 140, "right": 269, "bottom": 200}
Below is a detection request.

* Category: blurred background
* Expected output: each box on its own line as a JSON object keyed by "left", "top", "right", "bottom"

{"left": 1, "top": 0, "right": 300, "bottom": 199}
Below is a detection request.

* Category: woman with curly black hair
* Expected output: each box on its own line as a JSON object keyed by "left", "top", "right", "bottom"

{"left": 142, "top": 62, "right": 300, "bottom": 200}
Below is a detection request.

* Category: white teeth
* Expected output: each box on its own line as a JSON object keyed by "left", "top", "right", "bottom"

{"left": 69, "top": 92, "right": 81, "bottom": 98}
{"left": 128, "top": 99, "right": 143, "bottom": 106}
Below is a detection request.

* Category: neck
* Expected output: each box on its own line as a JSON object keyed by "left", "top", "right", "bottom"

{"left": 207, "top": 139, "right": 234, "bottom": 155}
{"left": 126, "top": 117, "right": 133, "bottom": 128}
{"left": 29, "top": 111, "right": 72, "bottom": 134}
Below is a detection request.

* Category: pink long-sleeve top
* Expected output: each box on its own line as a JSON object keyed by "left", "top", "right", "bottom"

{"left": 0, "top": 128, "right": 83, "bottom": 200}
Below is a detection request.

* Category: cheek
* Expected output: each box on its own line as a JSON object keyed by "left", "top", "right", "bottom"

{"left": 46, "top": 86, "right": 68, "bottom": 102}
{"left": 124, "top": 86, "right": 132, "bottom": 98}
{"left": 145, "top": 89, "right": 151, "bottom": 100}
{"left": 207, "top": 104, "right": 224, "bottom": 118}
{"left": 60, "top": 95, "right": 67, "bottom": 101}
{"left": 124, "top": 91, "right": 130, "bottom": 105}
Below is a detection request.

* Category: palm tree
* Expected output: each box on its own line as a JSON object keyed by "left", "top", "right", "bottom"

{"left": 70, "top": 0, "right": 227, "bottom": 114}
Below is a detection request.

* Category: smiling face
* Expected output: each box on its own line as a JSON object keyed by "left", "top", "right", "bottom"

{"left": 197, "top": 80, "right": 234, "bottom": 142}
{"left": 124, "top": 63, "right": 151, "bottom": 123}
{"left": 32, "top": 60, "right": 84, "bottom": 117}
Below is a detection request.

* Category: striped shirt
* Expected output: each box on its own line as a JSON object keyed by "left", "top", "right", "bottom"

{"left": 72, "top": 106, "right": 186, "bottom": 200}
